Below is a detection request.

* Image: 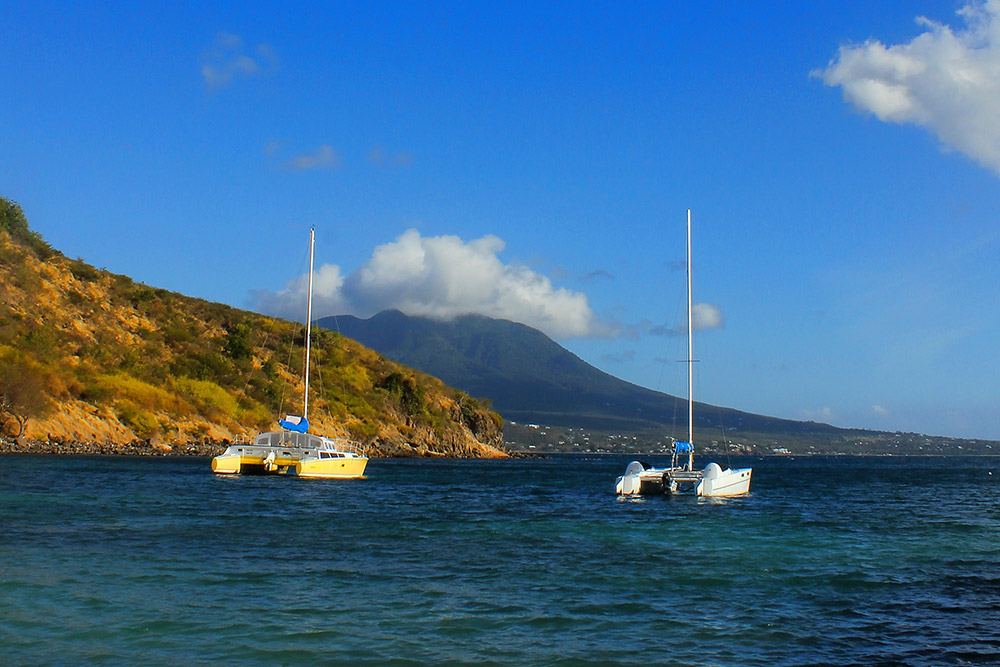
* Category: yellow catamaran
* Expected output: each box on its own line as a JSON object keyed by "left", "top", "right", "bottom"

{"left": 211, "top": 228, "right": 369, "bottom": 479}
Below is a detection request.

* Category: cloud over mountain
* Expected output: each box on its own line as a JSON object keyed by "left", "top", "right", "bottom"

{"left": 252, "top": 229, "right": 611, "bottom": 339}
{"left": 815, "top": 1, "right": 1000, "bottom": 176}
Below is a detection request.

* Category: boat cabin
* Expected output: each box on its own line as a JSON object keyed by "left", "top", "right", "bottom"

{"left": 254, "top": 431, "right": 327, "bottom": 450}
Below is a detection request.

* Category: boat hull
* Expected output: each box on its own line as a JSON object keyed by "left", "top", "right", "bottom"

{"left": 614, "top": 461, "right": 645, "bottom": 495}
{"left": 211, "top": 449, "right": 300, "bottom": 475}
{"left": 613, "top": 213, "right": 753, "bottom": 499}
{"left": 211, "top": 431, "right": 368, "bottom": 479}
{"left": 295, "top": 456, "right": 368, "bottom": 479}
{"left": 700, "top": 463, "right": 752, "bottom": 497}
{"left": 615, "top": 461, "right": 752, "bottom": 497}
{"left": 210, "top": 453, "right": 242, "bottom": 474}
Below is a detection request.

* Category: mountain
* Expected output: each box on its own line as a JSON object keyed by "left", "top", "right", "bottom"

{"left": 319, "top": 311, "right": 998, "bottom": 455}
{"left": 320, "top": 310, "right": 820, "bottom": 434}
{"left": 0, "top": 196, "right": 505, "bottom": 458}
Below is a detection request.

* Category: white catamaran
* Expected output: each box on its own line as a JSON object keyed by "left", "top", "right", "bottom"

{"left": 615, "top": 211, "right": 751, "bottom": 497}
{"left": 211, "top": 228, "right": 369, "bottom": 479}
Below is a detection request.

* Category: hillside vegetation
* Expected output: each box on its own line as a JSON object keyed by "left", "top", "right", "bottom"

{"left": 0, "top": 196, "right": 506, "bottom": 457}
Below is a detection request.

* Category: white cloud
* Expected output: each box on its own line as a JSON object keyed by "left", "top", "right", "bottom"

{"left": 368, "top": 147, "right": 414, "bottom": 167}
{"left": 815, "top": 1, "right": 1000, "bottom": 176}
{"left": 871, "top": 405, "right": 890, "bottom": 417}
{"left": 287, "top": 145, "right": 340, "bottom": 170}
{"left": 801, "top": 407, "right": 835, "bottom": 423}
{"left": 263, "top": 140, "right": 284, "bottom": 156}
{"left": 251, "top": 263, "right": 348, "bottom": 322}
{"left": 650, "top": 303, "right": 724, "bottom": 336}
{"left": 252, "top": 229, "right": 611, "bottom": 339}
{"left": 692, "top": 303, "right": 724, "bottom": 331}
{"left": 201, "top": 32, "right": 278, "bottom": 90}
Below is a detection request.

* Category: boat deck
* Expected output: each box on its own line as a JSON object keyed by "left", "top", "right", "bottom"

{"left": 212, "top": 431, "right": 367, "bottom": 476}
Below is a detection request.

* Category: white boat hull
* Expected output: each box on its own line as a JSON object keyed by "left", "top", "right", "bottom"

{"left": 613, "top": 213, "right": 753, "bottom": 499}
{"left": 700, "top": 462, "right": 752, "bottom": 497}
{"left": 615, "top": 461, "right": 645, "bottom": 495}
{"left": 615, "top": 461, "right": 752, "bottom": 497}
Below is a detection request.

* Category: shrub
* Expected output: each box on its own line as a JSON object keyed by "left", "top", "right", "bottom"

{"left": 172, "top": 376, "right": 241, "bottom": 420}
{"left": 377, "top": 372, "right": 425, "bottom": 416}
{"left": 223, "top": 319, "right": 253, "bottom": 360}
{"left": 170, "top": 351, "right": 231, "bottom": 382}
{"left": 0, "top": 352, "right": 52, "bottom": 436}
{"left": 0, "top": 196, "right": 55, "bottom": 259}
{"left": 69, "top": 258, "right": 100, "bottom": 282}
{"left": 0, "top": 197, "right": 30, "bottom": 237}
{"left": 235, "top": 395, "right": 271, "bottom": 427}
{"left": 348, "top": 420, "right": 377, "bottom": 439}
{"left": 116, "top": 400, "right": 159, "bottom": 438}
{"left": 130, "top": 285, "right": 156, "bottom": 305}
{"left": 113, "top": 274, "right": 134, "bottom": 290}
{"left": 93, "top": 373, "right": 184, "bottom": 413}
{"left": 20, "top": 325, "right": 58, "bottom": 359}
{"left": 66, "top": 289, "right": 88, "bottom": 306}
{"left": 161, "top": 319, "right": 196, "bottom": 346}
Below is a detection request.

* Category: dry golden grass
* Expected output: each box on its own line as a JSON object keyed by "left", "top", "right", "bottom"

{"left": 0, "top": 216, "right": 504, "bottom": 455}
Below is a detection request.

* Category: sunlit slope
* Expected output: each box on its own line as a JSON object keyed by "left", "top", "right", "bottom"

{"left": 0, "top": 197, "right": 505, "bottom": 457}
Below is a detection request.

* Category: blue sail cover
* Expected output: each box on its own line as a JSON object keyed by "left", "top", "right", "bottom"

{"left": 675, "top": 441, "right": 693, "bottom": 453}
{"left": 279, "top": 415, "right": 309, "bottom": 433}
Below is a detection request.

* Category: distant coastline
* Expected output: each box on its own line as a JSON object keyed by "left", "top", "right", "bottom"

{"left": 5, "top": 436, "right": 998, "bottom": 459}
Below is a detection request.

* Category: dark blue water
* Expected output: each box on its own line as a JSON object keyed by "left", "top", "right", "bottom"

{"left": 2, "top": 455, "right": 999, "bottom": 665}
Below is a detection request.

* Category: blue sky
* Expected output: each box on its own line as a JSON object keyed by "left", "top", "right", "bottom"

{"left": 3, "top": 1, "right": 1000, "bottom": 439}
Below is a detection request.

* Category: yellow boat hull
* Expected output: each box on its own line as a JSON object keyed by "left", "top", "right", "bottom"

{"left": 295, "top": 456, "right": 368, "bottom": 479}
{"left": 212, "top": 450, "right": 368, "bottom": 478}
{"left": 211, "top": 453, "right": 242, "bottom": 474}
{"left": 211, "top": 431, "right": 368, "bottom": 479}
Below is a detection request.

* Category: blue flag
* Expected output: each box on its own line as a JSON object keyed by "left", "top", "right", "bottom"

{"left": 279, "top": 415, "right": 309, "bottom": 433}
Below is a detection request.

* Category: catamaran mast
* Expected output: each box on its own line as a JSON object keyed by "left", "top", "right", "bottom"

{"left": 686, "top": 209, "right": 694, "bottom": 472}
{"left": 303, "top": 227, "right": 315, "bottom": 421}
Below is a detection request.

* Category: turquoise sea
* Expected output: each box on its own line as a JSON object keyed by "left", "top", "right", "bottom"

{"left": 1, "top": 454, "right": 998, "bottom": 665}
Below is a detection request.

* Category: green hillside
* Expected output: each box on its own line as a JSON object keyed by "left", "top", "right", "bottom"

{"left": 0, "top": 196, "right": 506, "bottom": 457}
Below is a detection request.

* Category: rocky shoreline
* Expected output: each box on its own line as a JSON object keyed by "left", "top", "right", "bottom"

{"left": 0, "top": 435, "right": 526, "bottom": 458}
{"left": 0, "top": 435, "right": 225, "bottom": 457}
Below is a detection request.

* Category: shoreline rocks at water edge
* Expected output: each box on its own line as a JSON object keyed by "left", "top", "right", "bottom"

{"left": 0, "top": 435, "right": 225, "bottom": 457}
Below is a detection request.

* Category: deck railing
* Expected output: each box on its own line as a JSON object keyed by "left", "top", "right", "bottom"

{"left": 248, "top": 430, "right": 368, "bottom": 457}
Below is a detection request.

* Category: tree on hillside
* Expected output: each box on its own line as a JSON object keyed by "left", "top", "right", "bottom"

{"left": 223, "top": 319, "right": 253, "bottom": 360}
{"left": 377, "top": 372, "right": 425, "bottom": 416}
{"left": 0, "top": 196, "right": 30, "bottom": 237}
{"left": 0, "top": 356, "right": 50, "bottom": 438}
{"left": 0, "top": 195, "right": 55, "bottom": 259}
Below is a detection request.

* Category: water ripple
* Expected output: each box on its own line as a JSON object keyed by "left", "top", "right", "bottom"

{"left": 2, "top": 454, "right": 999, "bottom": 665}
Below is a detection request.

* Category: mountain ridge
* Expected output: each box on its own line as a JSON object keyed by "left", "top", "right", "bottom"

{"left": 319, "top": 310, "right": 998, "bottom": 455}
{"left": 321, "top": 310, "right": 820, "bottom": 431}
